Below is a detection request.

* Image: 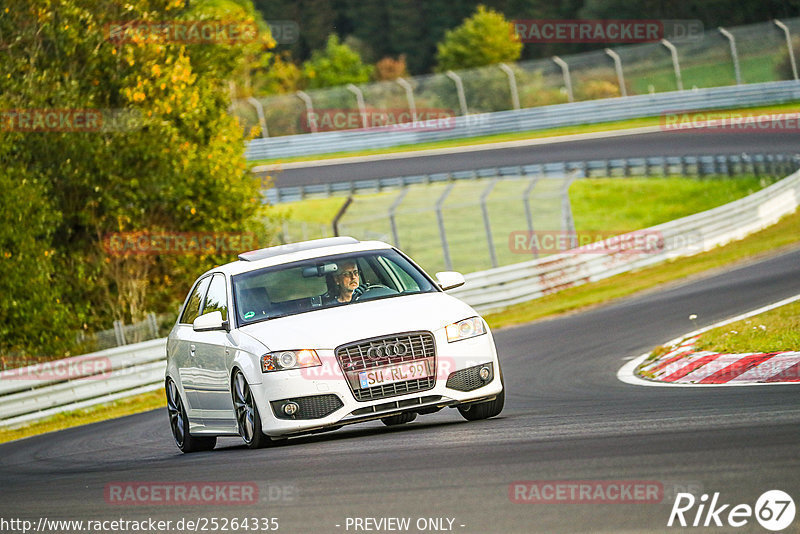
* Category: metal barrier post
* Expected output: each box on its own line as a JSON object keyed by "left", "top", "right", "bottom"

{"left": 499, "top": 63, "right": 520, "bottom": 110}
{"left": 718, "top": 27, "right": 742, "bottom": 84}
{"left": 523, "top": 174, "right": 541, "bottom": 258}
{"left": 445, "top": 71, "right": 468, "bottom": 116}
{"left": 774, "top": 20, "right": 798, "bottom": 80}
{"left": 561, "top": 173, "right": 578, "bottom": 249}
{"left": 480, "top": 179, "right": 499, "bottom": 268}
{"left": 660, "top": 39, "right": 684, "bottom": 91}
{"left": 346, "top": 84, "right": 368, "bottom": 128}
{"left": 552, "top": 56, "right": 574, "bottom": 102}
{"left": 113, "top": 320, "right": 127, "bottom": 346}
{"left": 246, "top": 97, "right": 269, "bottom": 138}
{"left": 147, "top": 313, "right": 158, "bottom": 338}
{"left": 436, "top": 182, "right": 456, "bottom": 270}
{"left": 296, "top": 91, "right": 317, "bottom": 133}
{"left": 332, "top": 196, "right": 353, "bottom": 237}
{"left": 388, "top": 188, "right": 409, "bottom": 247}
{"left": 396, "top": 78, "right": 418, "bottom": 122}
{"left": 605, "top": 48, "right": 627, "bottom": 97}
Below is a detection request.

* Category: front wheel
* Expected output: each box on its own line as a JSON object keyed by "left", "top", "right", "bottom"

{"left": 232, "top": 371, "right": 271, "bottom": 449}
{"left": 457, "top": 388, "right": 504, "bottom": 421}
{"left": 457, "top": 365, "right": 505, "bottom": 421}
{"left": 166, "top": 379, "right": 216, "bottom": 453}
{"left": 381, "top": 412, "right": 417, "bottom": 426}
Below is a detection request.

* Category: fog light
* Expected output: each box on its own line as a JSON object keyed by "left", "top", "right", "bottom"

{"left": 478, "top": 366, "right": 491, "bottom": 381}
{"left": 283, "top": 402, "right": 299, "bottom": 416}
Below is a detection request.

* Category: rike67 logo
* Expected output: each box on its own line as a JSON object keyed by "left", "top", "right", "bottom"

{"left": 668, "top": 490, "right": 795, "bottom": 531}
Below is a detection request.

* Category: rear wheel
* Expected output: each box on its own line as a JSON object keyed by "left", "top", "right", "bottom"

{"left": 166, "top": 379, "right": 216, "bottom": 453}
{"left": 381, "top": 412, "right": 417, "bottom": 426}
{"left": 232, "top": 371, "right": 271, "bottom": 449}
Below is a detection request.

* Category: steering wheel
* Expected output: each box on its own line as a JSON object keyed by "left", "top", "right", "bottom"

{"left": 352, "top": 284, "right": 398, "bottom": 301}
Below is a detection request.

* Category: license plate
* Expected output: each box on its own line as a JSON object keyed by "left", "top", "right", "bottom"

{"left": 358, "top": 361, "right": 429, "bottom": 389}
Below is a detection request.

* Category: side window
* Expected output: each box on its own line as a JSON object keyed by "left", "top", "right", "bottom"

{"left": 180, "top": 276, "right": 212, "bottom": 324}
{"left": 379, "top": 257, "right": 419, "bottom": 292}
{"left": 201, "top": 274, "right": 228, "bottom": 321}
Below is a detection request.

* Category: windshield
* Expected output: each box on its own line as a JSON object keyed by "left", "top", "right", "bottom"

{"left": 232, "top": 249, "right": 438, "bottom": 325}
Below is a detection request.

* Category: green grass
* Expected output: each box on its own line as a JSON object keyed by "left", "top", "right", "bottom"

{"left": 694, "top": 300, "right": 800, "bottom": 353}
{"left": 274, "top": 176, "right": 770, "bottom": 274}
{"left": 0, "top": 388, "right": 166, "bottom": 445}
{"left": 628, "top": 54, "right": 780, "bottom": 95}
{"left": 250, "top": 101, "right": 800, "bottom": 165}
{"left": 484, "top": 209, "right": 800, "bottom": 330}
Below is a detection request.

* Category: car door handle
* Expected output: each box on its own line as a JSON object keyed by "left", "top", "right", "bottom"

{"left": 190, "top": 344, "right": 196, "bottom": 357}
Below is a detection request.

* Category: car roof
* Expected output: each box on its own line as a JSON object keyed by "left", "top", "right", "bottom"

{"left": 208, "top": 237, "right": 395, "bottom": 277}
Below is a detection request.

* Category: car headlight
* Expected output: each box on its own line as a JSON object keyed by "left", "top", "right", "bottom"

{"left": 445, "top": 317, "right": 486, "bottom": 342}
{"left": 261, "top": 349, "right": 321, "bottom": 372}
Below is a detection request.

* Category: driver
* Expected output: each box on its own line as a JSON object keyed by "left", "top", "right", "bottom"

{"left": 326, "top": 260, "right": 361, "bottom": 304}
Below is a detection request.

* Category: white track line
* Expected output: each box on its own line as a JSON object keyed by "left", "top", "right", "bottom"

{"left": 617, "top": 292, "right": 800, "bottom": 387}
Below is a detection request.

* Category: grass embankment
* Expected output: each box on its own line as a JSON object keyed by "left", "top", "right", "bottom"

{"left": 693, "top": 300, "right": 800, "bottom": 354}
{"left": 250, "top": 101, "right": 800, "bottom": 166}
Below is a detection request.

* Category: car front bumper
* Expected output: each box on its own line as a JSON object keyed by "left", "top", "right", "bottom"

{"left": 251, "top": 329, "right": 503, "bottom": 437}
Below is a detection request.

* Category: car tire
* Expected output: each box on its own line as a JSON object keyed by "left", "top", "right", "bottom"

{"left": 381, "top": 412, "right": 417, "bottom": 426}
{"left": 457, "top": 365, "right": 505, "bottom": 421}
{"left": 232, "top": 370, "right": 272, "bottom": 449}
{"left": 166, "top": 379, "right": 217, "bottom": 453}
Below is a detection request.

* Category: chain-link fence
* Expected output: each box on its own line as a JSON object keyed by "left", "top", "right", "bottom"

{"left": 330, "top": 174, "right": 572, "bottom": 274}
{"left": 236, "top": 18, "right": 800, "bottom": 138}
{"left": 75, "top": 312, "right": 175, "bottom": 353}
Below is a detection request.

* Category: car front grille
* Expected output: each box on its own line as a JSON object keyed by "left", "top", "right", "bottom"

{"left": 336, "top": 331, "right": 436, "bottom": 401}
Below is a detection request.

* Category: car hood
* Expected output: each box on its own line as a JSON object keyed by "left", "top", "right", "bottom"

{"left": 238, "top": 292, "right": 476, "bottom": 351}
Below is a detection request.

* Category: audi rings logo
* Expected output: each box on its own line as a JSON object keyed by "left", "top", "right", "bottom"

{"left": 366, "top": 341, "right": 408, "bottom": 360}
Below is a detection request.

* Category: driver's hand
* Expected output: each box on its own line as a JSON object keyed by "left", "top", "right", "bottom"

{"left": 351, "top": 284, "right": 366, "bottom": 300}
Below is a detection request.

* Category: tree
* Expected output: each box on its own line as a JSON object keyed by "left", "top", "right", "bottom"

{"left": 302, "top": 34, "right": 373, "bottom": 89}
{"left": 0, "top": 0, "right": 272, "bottom": 355}
{"left": 435, "top": 5, "right": 522, "bottom": 72}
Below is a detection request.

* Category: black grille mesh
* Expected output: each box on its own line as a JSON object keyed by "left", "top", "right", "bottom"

{"left": 270, "top": 394, "right": 343, "bottom": 420}
{"left": 446, "top": 362, "right": 493, "bottom": 392}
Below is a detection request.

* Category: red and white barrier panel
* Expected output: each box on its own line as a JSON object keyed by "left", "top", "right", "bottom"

{"left": 638, "top": 337, "right": 800, "bottom": 384}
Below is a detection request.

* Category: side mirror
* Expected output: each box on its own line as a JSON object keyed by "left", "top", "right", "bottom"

{"left": 193, "top": 310, "right": 229, "bottom": 332}
{"left": 435, "top": 271, "right": 466, "bottom": 291}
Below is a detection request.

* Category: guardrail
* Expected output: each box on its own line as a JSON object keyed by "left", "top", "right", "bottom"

{"left": 0, "top": 339, "right": 166, "bottom": 428}
{"left": 266, "top": 152, "right": 799, "bottom": 204}
{"left": 3, "top": 163, "right": 799, "bottom": 427}
{"left": 246, "top": 80, "right": 800, "bottom": 161}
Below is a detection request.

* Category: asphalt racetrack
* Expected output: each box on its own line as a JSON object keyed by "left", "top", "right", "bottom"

{"left": 265, "top": 129, "right": 800, "bottom": 187}
{"left": 2, "top": 246, "right": 799, "bottom": 533}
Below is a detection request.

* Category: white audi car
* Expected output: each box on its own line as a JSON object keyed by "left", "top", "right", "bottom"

{"left": 165, "top": 237, "right": 504, "bottom": 452}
